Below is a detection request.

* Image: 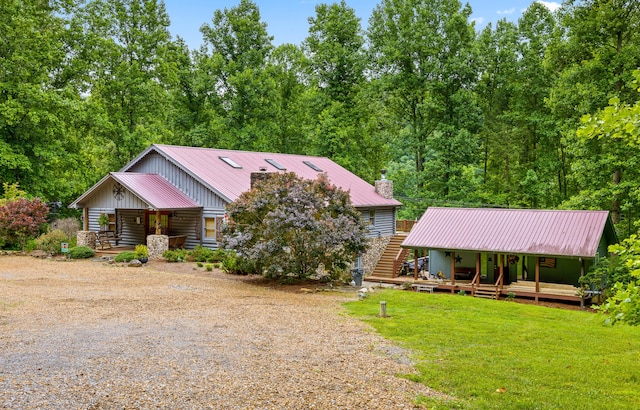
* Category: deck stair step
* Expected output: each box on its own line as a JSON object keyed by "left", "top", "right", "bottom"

{"left": 473, "top": 287, "right": 498, "bottom": 299}
{"left": 371, "top": 233, "right": 409, "bottom": 278}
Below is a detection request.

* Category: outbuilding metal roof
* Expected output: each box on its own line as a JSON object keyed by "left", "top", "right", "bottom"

{"left": 123, "top": 144, "right": 401, "bottom": 208}
{"left": 111, "top": 173, "right": 200, "bottom": 209}
{"left": 402, "top": 207, "right": 615, "bottom": 258}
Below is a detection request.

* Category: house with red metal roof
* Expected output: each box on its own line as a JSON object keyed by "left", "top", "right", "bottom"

{"left": 70, "top": 144, "right": 401, "bottom": 270}
{"left": 396, "top": 207, "right": 617, "bottom": 303}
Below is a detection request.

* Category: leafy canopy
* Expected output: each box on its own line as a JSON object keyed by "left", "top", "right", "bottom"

{"left": 222, "top": 172, "right": 368, "bottom": 282}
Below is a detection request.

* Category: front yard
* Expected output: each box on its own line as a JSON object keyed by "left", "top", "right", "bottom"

{"left": 345, "top": 290, "right": 640, "bottom": 409}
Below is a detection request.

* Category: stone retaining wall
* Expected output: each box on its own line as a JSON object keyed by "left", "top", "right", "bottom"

{"left": 361, "top": 235, "right": 392, "bottom": 275}
{"left": 77, "top": 231, "right": 97, "bottom": 249}
{"left": 147, "top": 235, "right": 168, "bottom": 259}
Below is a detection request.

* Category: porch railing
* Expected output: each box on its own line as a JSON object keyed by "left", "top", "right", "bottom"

{"left": 396, "top": 220, "right": 416, "bottom": 233}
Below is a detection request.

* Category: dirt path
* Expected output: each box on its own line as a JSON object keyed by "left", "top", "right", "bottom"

{"left": 0, "top": 256, "right": 438, "bottom": 409}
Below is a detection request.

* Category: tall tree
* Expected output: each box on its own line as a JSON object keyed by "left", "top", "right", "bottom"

{"left": 304, "top": 0, "right": 387, "bottom": 181}
{"left": 369, "top": 0, "right": 481, "bottom": 198}
{"left": 0, "top": 0, "right": 87, "bottom": 202}
{"left": 79, "top": 0, "right": 178, "bottom": 168}
{"left": 200, "top": 0, "right": 278, "bottom": 151}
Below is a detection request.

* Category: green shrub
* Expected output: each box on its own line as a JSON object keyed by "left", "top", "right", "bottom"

{"left": 35, "top": 229, "right": 68, "bottom": 255}
{"left": 187, "top": 245, "right": 215, "bottom": 262}
{"left": 134, "top": 244, "right": 148, "bottom": 259}
{"left": 214, "top": 263, "right": 221, "bottom": 269}
{"left": 205, "top": 264, "right": 213, "bottom": 271}
{"left": 114, "top": 251, "right": 136, "bottom": 262}
{"left": 69, "top": 246, "right": 94, "bottom": 259}
{"left": 220, "top": 252, "right": 254, "bottom": 275}
{"left": 163, "top": 248, "right": 188, "bottom": 262}
{"left": 196, "top": 262, "right": 203, "bottom": 267}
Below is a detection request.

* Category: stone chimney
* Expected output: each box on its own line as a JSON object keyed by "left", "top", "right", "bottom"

{"left": 375, "top": 169, "right": 394, "bottom": 199}
{"left": 250, "top": 168, "right": 274, "bottom": 189}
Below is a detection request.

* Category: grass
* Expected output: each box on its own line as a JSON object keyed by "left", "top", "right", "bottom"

{"left": 344, "top": 290, "right": 640, "bottom": 409}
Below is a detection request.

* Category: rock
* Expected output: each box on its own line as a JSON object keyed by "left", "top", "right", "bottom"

{"left": 30, "top": 250, "right": 48, "bottom": 259}
{"left": 128, "top": 259, "right": 143, "bottom": 267}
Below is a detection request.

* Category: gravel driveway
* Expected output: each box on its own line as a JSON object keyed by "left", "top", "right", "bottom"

{"left": 0, "top": 256, "right": 438, "bottom": 409}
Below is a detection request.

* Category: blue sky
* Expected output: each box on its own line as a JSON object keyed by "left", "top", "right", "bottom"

{"left": 163, "top": 1, "right": 562, "bottom": 50}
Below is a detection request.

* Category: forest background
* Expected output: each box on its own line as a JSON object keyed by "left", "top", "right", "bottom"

{"left": 2, "top": 0, "right": 640, "bottom": 239}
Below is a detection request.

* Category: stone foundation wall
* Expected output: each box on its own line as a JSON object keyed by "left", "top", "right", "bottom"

{"left": 77, "top": 231, "right": 96, "bottom": 249}
{"left": 361, "top": 235, "right": 392, "bottom": 275}
{"left": 147, "top": 235, "right": 168, "bottom": 259}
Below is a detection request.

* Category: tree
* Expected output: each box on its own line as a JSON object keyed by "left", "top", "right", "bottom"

{"left": 199, "top": 0, "right": 278, "bottom": 151}
{"left": 0, "top": 197, "right": 49, "bottom": 250}
{"left": 589, "top": 235, "right": 640, "bottom": 326}
{"left": 547, "top": 0, "right": 640, "bottom": 223}
{"left": 368, "top": 0, "right": 481, "bottom": 198}
{"left": 222, "top": 172, "right": 368, "bottom": 282}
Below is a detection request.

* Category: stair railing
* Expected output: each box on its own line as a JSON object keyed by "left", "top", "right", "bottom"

{"left": 392, "top": 248, "right": 410, "bottom": 278}
{"left": 470, "top": 270, "right": 481, "bottom": 296}
{"left": 494, "top": 271, "right": 504, "bottom": 299}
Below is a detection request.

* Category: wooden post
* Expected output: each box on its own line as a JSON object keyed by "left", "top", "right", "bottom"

{"left": 580, "top": 257, "right": 585, "bottom": 309}
{"left": 380, "top": 301, "right": 387, "bottom": 318}
{"left": 476, "top": 253, "right": 481, "bottom": 286}
{"left": 155, "top": 209, "right": 161, "bottom": 235}
{"left": 83, "top": 208, "right": 89, "bottom": 231}
{"left": 414, "top": 249, "right": 419, "bottom": 280}
{"left": 450, "top": 251, "right": 456, "bottom": 293}
{"left": 499, "top": 254, "right": 504, "bottom": 290}
{"left": 535, "top": 256, "right": 540, "bottom": 303}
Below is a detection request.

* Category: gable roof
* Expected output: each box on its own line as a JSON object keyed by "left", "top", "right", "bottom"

{"left": 122, "top": 144, "right": 401, "bottom": 208}
{"left": 69, "top": 173, "right": 200, "bottom": 209}
{"left": 402, "top": 207, "right": 616, "bottom": 258}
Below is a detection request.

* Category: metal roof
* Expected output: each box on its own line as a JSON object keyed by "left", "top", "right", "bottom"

{"left": 111, "top": 173, "right": 200, "bottom": 209}
{"left": 124, "top": 144, "right": 401, "bottom": 208}
{"left": 402, "top": 207, "right": 614, "bottom": 258}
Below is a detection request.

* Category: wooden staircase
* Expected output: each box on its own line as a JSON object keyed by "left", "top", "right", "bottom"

{"left": 371, "top": 233, "right": 409, "bottom": 278}
{"left": 473, "top": 285, "right": 499, "bottom": 300}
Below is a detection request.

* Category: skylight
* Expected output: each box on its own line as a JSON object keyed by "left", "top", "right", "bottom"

{"left": 303, "top": 160, "right": 323, "bottom": 172}
{"left": 265, "top": 158, "right": 286, "bottom": 170}
{"left": 219, "top": 156, "right": 242, "bottom": 169}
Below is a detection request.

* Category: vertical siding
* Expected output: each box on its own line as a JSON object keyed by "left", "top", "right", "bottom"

{"left": 130, "top": 152, "right": 227, "bottom": 210}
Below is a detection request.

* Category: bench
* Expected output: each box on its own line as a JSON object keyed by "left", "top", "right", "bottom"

{"left": 412, "top": 284, "right": 436, "bottom": 293}
{"left": 168, "top": 235, "right": 187, "bottom": 250}
{"left": 96, "top": 230, "right": 120, "bottom": 249}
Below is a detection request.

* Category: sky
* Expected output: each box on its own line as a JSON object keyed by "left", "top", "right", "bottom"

{"left": 163, "top": 0, "right": 562, "bottom": 50}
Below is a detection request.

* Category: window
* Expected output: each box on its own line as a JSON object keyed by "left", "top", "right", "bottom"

{"left": 303, "top": 160, "right": 323, "bottom": 172}
{"left": 368, "top": 209, "right": 375, "bottom": 226}
{"left": 204, "top": 217, "right": 216, "bottom": 238}
{"left": 219, "top": 156, "right": 242, "bottom": 169}
{"left": 265, "top": 158, "right": 286, "bottom": 170}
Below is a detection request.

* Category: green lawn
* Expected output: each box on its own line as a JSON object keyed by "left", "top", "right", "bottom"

{"left": 344, "top": 290, "right": 640, "bottom": 409}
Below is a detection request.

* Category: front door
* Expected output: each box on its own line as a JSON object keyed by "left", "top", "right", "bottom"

{"left": 145, "top": 211, "right": 171, "bottom": 235}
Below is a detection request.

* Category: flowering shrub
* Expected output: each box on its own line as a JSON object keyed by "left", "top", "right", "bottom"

{"left": 222, "top": 172, "right": 368, "bottom": 282}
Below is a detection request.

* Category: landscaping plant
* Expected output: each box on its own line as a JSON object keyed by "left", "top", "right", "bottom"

{"left": 68, "top": 246, "right": 95, "bottom": 259}
{"left": 222, "top": 172, "right": 368, "bottom": 282}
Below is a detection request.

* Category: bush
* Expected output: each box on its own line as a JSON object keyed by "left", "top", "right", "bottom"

{"left": 196, "top": 262, "right": 203, "bottom": 268}
{"left": 69, "top": 246, "right": 94, "bottom": 259}
{"left": 163, "top": 248, "right": 188, "bottom": 262}
{"left": 220, "top": 252, "right": 255, "bottom": 275}
{"left": 187, "top": 245, "right": 216, "bottom": 262}
{"left": 115, "top": 251, "right": 136, "bottom": 262}
{"left": 35, "top": 229, "right": 68, "bottom": 255}
{"left": 205, "top": 264, "right": 213, "bottom": 271}
{"left": 134, "top": 244, "right": 148, "bottom": 259}
{"left": 49, "top": 217, "right": 80, "bottom": 240}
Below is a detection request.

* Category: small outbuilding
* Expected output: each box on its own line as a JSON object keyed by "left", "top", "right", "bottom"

{"left": 401, "top": 207, "right": 618, "bottom": 302}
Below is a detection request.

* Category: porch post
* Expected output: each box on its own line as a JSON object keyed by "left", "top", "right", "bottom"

{"left": 450, "top": 251, "right": 456, "bottom": 293}
{"left": 476, "top": 253, "right": 481, "bottom": 284}
{"left": 155, "top": 209, "right": 161, "bottom": 235}
{"left": 535, "top": 256, "right": 540, "bottom": 303}
{"left": 499, "top": 254, "right": 504, "bottom": 290}
{"left": 413, "top": 249, "right": 419, "bottom": 280}
{"left": 83, "top": 208, "right": 89, "bottom": 230}
{"left": 580, "top": 257, "right": 585, "bottom": 309}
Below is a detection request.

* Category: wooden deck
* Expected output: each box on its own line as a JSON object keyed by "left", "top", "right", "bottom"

{"left": 365, "top": 275, "right": 586, "bottom": 304}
